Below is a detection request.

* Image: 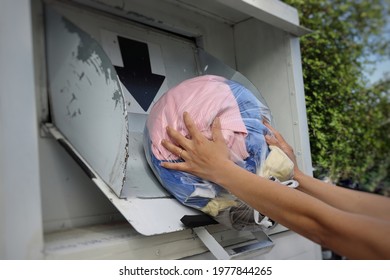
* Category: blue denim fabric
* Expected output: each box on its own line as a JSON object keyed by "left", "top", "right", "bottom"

{"left": 226, "top": 80, "right": 270, "bottom": 174}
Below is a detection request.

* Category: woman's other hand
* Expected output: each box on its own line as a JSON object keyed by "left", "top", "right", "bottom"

{"left": 263, "top": 121, "right": 301, "bottom": 176}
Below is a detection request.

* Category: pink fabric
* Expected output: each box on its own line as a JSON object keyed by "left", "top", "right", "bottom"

{"left": 147, "top": 75, "right": 249, "bottom": 161}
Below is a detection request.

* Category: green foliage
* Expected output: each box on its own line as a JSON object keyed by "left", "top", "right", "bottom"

{"left": 283, "top": 0, "right": 390, "bottom": 193}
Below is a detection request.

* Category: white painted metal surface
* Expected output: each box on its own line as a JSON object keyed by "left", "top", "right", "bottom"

{"left": 44, "top": 124, "right": 201, "bottom": 236}
{"left": 216, "top": 0, "right": 311, "bottom": 36}
{"left": 43, "top": 223, "right": 320, "bottom": 260}
{"left": 74, "top": 0, "right": 310, "bottom": 36}
{"left": 0, "top": 0, "right": 44, "bottom": 259}
{"left": 45, "top": 7, "right": 203, "bottom": 235}
{"left": 193, "top": 227, "right": 274, "bottom": 260}
{"left": 234, "top": 18, "right": 313, "bottom": 175}
{"left": 45, "top": 7, "right": 129, "bottom": 197}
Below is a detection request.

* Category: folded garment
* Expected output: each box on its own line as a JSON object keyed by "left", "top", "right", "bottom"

{"left": 258, "top": 145, "right": 295, "bottom": 182}
{"left": 144, "top": 75, "right": 270, "bottom": 227}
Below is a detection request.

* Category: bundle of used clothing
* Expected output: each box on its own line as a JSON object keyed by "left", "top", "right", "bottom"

{"left": 144, "top": 75, "right": 296, "bottom": 231}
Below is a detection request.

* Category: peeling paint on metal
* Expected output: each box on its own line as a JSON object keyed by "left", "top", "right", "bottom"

{"left": 112, "top": 89, "right": 121, "bottom": 108}
{"left": 46, "top": 7, "right": 129, "bottom": 197}
{"left": 69, "top": 93, "right": 77, "bottom": 103}
{"left": 62, "top": 17, "right": 119, "bottom": 87}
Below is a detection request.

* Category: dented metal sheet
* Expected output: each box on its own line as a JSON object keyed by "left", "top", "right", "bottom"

{"left": 45, "top": 7, "right": 128, "bottom": 197}
{"left": 45, "top": 6, "right": 200, "bottom": 235}
{"left": 44, "top": 123, "right": 199, "bottom": 236}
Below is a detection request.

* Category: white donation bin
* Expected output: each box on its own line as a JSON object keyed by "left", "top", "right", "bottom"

{"left": 0, "top": 0, "right": 321, "bottom": 259}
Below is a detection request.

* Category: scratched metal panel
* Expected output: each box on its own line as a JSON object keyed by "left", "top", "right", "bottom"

{"left": 45, "top": 7, "right": 128, "bottom": 197}
{"left": 100, "top": 27, "right": 198, "bottom": 199}
{"left": 45, "top": 124, "right": 200, "bottom": 236}
{"left": 45, "top": 6, "right": 201, "bottom": 235}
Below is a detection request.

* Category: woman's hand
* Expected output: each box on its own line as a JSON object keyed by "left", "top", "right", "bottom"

{"left": 263, "top": 122, "right": 301, "bottom": 176}
{"left": 160, "top": 112, "right": 233, "bottom": 183}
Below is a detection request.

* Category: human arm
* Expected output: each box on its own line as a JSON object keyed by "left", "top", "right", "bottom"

{"left": 263, "top": 122, "right": 390, "bottom": 221}
{"left": 161, "top": 112, "right": 390, "bottom": 259}
{"left": 204, "top": 161, "right": 390, "bottom": 260}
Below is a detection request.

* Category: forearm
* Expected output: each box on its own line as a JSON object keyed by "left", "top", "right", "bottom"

{"left": 294, "top": 171, "right": 390, "bottom": 221}
{"left": 214, "top": 163, "right": 390, "bottom": 259}
{"left": 263, "top": 121, "right": 390, "bottom": 221}
{"left": 212, "top": 161, "right": 340, "bottom": 245}
{"left": 161, "top": 114, "right": 390, "bottom": 259}
{"left": 321, "top": 212, "right": 390, "bottom": 259}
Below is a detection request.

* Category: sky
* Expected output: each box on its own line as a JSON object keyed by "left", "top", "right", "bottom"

{"left": 368, "top": 59, "right": 390, "bottom": 84}
{"left": 367, "top": 14, "right": 390, "bottom": 84}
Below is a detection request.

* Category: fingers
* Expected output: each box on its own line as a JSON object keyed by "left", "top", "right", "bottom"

{"left": 183, "top": 111, "right": 203, "bottom": 141}
{"left": 165, "top": 125, "right": 190, "bottom": 150}
{"left": 262, "top": 121, "right": 298, "bottom": 166}
{"left": 211, "top": 117, "right": 224, "bottom": 143}
{"left": 163, "top": 112, "right": 209, "bottom": 160}
{"left": 161, "top": 139, "right": 185, "bottom": 158}
{"left": 165, "top": 112, "right": 205, "bottom": 151}
{"left": 265, "top": 134, "right": 279, "bottom": 147}
{"left": 263, "top": 121, "right": 279, "bottom": 137}
{"left": 263, "top": 121, "right": 280, "bottom": 147}
{"left": 160, "top": 161, "right": 189, "bottom": 172}
{"left": 263, "top": 121, "right": 287, "bottom": 144}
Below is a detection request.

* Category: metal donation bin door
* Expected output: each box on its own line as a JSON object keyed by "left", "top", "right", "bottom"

{"left": 44, "top": 7, "right": 275, "bottom": 257}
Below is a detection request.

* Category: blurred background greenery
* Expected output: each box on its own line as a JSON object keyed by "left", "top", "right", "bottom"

{"left": 284, "top": 0, "right": 390, "bottom": 195}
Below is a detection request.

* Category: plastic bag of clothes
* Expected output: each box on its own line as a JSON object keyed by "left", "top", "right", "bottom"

{"left": 144, "top": 75, "right": 293, "bottom": 231}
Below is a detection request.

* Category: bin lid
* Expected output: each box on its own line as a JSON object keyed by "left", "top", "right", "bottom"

{"left": 45, "top": 6, "right": 201, "bottom": 236}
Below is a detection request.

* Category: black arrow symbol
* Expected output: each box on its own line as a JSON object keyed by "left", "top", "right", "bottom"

{"left": 114, "top": 36, "right": 165, "bottom": 112}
